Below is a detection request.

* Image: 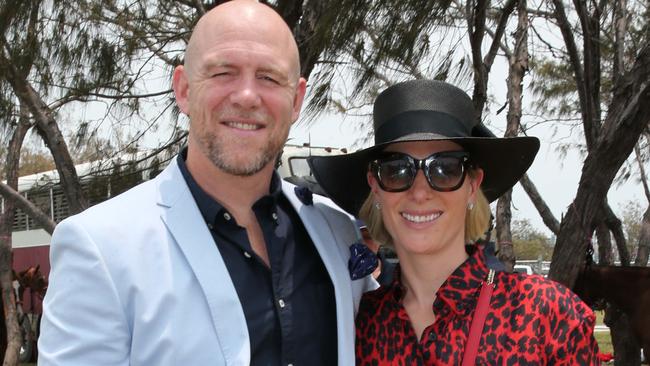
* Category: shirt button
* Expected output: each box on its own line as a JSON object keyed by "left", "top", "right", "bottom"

{"left": 278, "top": 299, "right": 286, "bottom": 308}
{"left": 207, "top": 223, "right": 214, "bottom": 230}
{"left": 223, "top": 212, "right": 231, "bottom": 221}
{"left": 287, "top": 364, "right": 293, "bottom": 366}
{"left": 243, "top": 251, "right": 252, "bottom": 259}
{"left": 271, "top": 212, "right": 278, "bottom": 220}
{"left": 428, "top": 332, "right": 436, "bottom": 341}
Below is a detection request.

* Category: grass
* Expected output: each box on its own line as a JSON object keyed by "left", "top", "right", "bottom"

{"left": 595, "top": 331, "right": 614, "bottom": 354}
{"left": 594, "top": 310, "right": 613, "bottom": 355}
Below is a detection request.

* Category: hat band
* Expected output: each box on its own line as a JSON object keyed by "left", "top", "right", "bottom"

{"left": 374, "top": 110, "right": 472, "bottom": 144}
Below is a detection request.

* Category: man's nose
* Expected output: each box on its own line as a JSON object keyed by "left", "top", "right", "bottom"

{"left": 228, "top": 76, "right": 262, "bottom": 109}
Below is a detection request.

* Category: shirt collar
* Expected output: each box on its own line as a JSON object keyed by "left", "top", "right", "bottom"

{"left": 176, "top": 147, "right": 284, "bottom": 227}
{"left": 387, "top": 244, "right": 491, "bottom": 317}
{"left": 434, "top": 245, "right": 490, "bottom": 316}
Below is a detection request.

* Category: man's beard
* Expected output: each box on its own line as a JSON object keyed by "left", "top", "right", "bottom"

{"left": 190, "top": 104, "right": 291, "bottom": 176}
{"left": 196, "top": 124, "right": 288, "bottom": 177}
{"left": 200, "top": 134, "right": 282, "bottom": 176}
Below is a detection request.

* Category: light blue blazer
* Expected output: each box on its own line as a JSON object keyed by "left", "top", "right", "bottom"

{"left": 38, "top": 158, "right": 376, "bottom": 365}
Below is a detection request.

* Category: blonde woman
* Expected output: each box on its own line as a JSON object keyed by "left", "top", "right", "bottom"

{"left": 310, "top": 80, "right": 599, "bottom": 365}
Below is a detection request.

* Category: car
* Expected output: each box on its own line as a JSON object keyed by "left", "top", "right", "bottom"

{"left": 513, "top": 264, "right": 534, "bottom": 275}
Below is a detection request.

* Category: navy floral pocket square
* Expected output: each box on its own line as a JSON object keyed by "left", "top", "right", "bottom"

{"left": 348, "top": 242, "right": 378, "bottom": 280}
{"left": 294, "top": 186, "right": 313, "bottom": 206}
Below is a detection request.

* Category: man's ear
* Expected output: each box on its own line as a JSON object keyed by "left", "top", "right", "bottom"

{"left": 291, "top": 77, "right": 307, "bottom": 123}
{"left": 172, "top": 65, "right": 190, "bottom": 115}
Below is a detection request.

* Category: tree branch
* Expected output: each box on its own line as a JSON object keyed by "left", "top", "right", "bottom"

{"left": 572, "top": 0, "right": 602, "bottom": 151}
{"left": 520, "top": 173, "right": 560, "bottom": 235}
{"left": 603, "top": 202, "right": 630, "bottom": 265}
{"left": 551, "top": 0, "right": 594, "bottom": 149}
{"left": 634, "top": 206, "right": 650, "bottom": 266}
{"left": 635, "top": 144, "right": 650, "bottom": 203}
{"left": 612, "top": 0, "right": 628, "bottom": 85}
{"left": 484, "top": 0, "right": 517, "bottom": 69}
{"left": 0, "top": 183, "right": 56, "bottom": 234}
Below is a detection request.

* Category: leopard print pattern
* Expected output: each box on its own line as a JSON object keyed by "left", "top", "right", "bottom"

{"left": 355, "top": 246, "right": 600, "bottom": 365}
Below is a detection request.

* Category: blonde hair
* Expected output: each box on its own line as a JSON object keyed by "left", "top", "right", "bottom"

{"left": 359, "top": 169, "right": 491, "bottom": 247}
{"left": 359, "top": 194, "right": 394, "bottom": 247}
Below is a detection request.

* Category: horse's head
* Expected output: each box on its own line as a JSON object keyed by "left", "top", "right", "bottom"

{"left": 16, "top": 265, "right": 48, "bottom": 298}
{"left": 573, "top": 266, "right": 606, "bottom": 310}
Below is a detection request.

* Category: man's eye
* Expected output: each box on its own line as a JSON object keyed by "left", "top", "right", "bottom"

{"left": 260, "top": 75, "right": 279, "bottom": 84}
{"left": 211, "top": 72, "right": 229, "bottom": 78}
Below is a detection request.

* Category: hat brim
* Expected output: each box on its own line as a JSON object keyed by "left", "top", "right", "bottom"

{"left": 308, "top": 135, "right": 540, "bottom": 216}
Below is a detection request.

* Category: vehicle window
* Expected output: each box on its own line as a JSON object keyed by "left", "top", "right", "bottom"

{"left": 289, "top": 157, "right": 312, "bottom": 177}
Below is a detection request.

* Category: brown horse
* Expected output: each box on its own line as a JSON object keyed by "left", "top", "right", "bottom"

{"left": 573, "top": 265, "right": 650, "bottom": 357}
{"left": 0, "top": 265, "right": 49, "bottom": 362}
{"left": 16, "top": 265, "right": 48, "bottom": 311}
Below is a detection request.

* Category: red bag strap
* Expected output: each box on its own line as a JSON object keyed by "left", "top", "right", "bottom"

{"left": 461, "top": 269, "right": 495, "bottom": 366}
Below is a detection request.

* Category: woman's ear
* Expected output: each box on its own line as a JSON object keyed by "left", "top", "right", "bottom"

{"left": 367, "top": 170, "right": 379, "bottom": 195}
{"left": 469, "top": 168, "right": 484, "bottom": 198}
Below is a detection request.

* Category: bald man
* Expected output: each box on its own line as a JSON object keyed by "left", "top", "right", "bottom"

{"left": 38, "top": 1, "right": 376, "bottom": 365}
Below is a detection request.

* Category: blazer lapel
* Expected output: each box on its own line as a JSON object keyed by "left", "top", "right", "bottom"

{"left": 281, "top": 181, "right": 355, "bottom": 365}
{"left": 156, "top": 160, "right": 250, "bottom": 365}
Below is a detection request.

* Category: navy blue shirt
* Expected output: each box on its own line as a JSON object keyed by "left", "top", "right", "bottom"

{"left": 177, "top": 151, "right": 337, "bottom": 366}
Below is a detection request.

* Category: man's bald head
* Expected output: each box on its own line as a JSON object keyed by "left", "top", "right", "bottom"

{"left": 184, "top": 0, "right": 301, "bottom": 81}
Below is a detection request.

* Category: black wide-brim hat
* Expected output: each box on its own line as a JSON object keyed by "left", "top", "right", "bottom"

{"left": 308, "top": 79, "right": 540, "bottom": 216}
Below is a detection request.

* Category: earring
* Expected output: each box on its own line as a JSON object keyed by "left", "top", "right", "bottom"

{"left": 467, "top": 202, "right": 474, "bottom": 211}
{"left": 374, "top": 201, "right": 382, "bottom": 210}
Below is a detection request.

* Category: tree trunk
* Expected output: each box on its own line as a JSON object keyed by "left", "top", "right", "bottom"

{"left": 293, "top": 0, "right": 321, "bottom": 79}
{"left": 549, "top": 46, "right": 650, "bottom": 288}
{"left": 603, "top": 202, "right": 630, "bottom": 265}
{"left": 495, "top": 0, "right": 528, "bottom": 272}
{"left": 467, "top": 0, "right": 517, "bottom": 120}
{"left": 595, "top": 222, "right": 613, "bottom": 264}
{"left": 0, "top": 118, "right": 31, "bottom": 365}
{"left": 496, "top": 190, "right": 514, "bottom": 271}
{"left": 605, "top": 305, "right": 641, "bottom": 366}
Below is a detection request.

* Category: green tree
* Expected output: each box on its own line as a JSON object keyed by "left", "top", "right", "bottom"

{"left": 620, "top": 201, "right": 643, "bottom": 257}
{"left": 511, "top": 219, "right": 554, "bottom": 260}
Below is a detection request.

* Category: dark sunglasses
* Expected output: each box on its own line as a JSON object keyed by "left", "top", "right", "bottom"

{"left": 369, "top": 151, "right": 471, "bottom": 192}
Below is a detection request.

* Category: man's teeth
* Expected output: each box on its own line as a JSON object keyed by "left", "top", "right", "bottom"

{"left": 401, "top": 212, "right": 441, "bottom": 223}
{"left": 226, "top": 121, "right": 260, "bottom": 130}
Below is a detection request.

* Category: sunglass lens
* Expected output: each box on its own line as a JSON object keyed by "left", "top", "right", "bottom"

{"left": 376, "top": 157, "right": 414, "bottom": 191}
{"left": 426, "top": 156, "right": 465, "bottom": 190}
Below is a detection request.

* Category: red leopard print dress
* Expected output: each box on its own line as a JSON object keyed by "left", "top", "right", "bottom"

{"left": 355, "top": 246, "right": 600, "bottom": 365}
